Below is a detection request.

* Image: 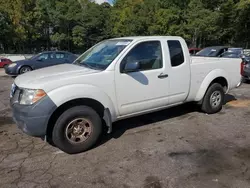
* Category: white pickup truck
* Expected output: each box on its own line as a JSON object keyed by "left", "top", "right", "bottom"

{"left": 10, "top": 36, "right": 242, "bottom": 154}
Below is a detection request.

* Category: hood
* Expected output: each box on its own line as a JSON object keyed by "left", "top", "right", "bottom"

{"left": 14, "top": 64, "right": 101, "bottom": 89}
{"left": 15, "top": 59, "right": 32, "bottom": 64}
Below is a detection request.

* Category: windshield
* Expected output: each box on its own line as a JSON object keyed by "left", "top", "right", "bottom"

{"left": 30, "top": 53, "right": 42, "bottom": 60}
{"left": 74, "top": 39, "right": 132, "bottom": 70}
{"left": 196, "top": 47, "right": 221, "bottom": 57}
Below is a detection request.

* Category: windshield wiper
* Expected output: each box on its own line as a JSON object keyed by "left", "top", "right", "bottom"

{"left": 89, "top": 63, "right": 105, "bottom": 70}
{"left": 75, "top": 61, "right": 101, "bottom": 70}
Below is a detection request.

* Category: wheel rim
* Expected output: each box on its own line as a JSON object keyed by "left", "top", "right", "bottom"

{"left": 65, "top": 118, "right": 92, "bottom": 144}
{"left": 21, "top": 67, "right": 31, "bottom": 73}
{"left": 210, "top": 91, "right": 222, "bottom": 108}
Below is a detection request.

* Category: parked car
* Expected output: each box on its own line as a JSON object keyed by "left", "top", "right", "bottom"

{"left": 228, "top": 47, "right": 243, "bottom": 54}
{"left": 5, "top": 51, "right": 77, "bottom": 75}
{"left": 241, "top": 55, "right": 250, "bottom": 81}
{"left": 10, "top": 36, "right": 242, "bottom": 154}
{"left": 195, "top": 46, "right": 229, "bottom": 57}
{"left": 220, "top": 51, "right": 242, "bottom": 58}
{"left": 0, "top": 57, "right": 12, "bottom": 68}
{"left": 189, "top": 48, "right": 202, "bottom": 55}
{"left": 219, "top": 47, "right": 243, "bottom": 58}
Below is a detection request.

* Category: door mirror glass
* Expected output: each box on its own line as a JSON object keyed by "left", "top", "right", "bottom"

{"left": 124, "top": 62, "right": 140, "bottom": 73}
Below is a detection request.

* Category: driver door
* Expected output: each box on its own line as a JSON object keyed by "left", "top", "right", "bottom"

{"left": 115, "top": 40, "right": 169, "bottom": 116}
{"left": 35, "top": 52, "right": 55, "bottom": 69}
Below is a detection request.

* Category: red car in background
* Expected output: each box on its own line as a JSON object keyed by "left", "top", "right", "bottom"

{"left": 0, "top": 57, "right": 12, "bottom": 68}
{"left": 189, "top": 48, "right": 202, "bottom": 55}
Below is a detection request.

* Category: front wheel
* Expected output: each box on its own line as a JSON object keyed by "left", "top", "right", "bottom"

{"left": 19, "top": 66, "right": 32, "bottom": 74}
{"left": 201, "top": 83, "right": 225, "bottom": 114}
{"left": 52, "top": 106, "right": 102, "bottom": 154}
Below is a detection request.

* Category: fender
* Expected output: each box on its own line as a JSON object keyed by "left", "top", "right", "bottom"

{"left": 194, "top": 69, "right": 229, "bottom": 101}
{"left": 16, "top": 64, "right": 24, "bottom": 73}
{"left": 47, "top": 84, "right": 117, "bottom": 122}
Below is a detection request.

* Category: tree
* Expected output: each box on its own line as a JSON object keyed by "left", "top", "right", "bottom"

{"left": 0, "top": 0, "right": 249, "bottom": 53}
{"left": 0, "top": 12, "right": 13, "bottom": 53}
{"left": 186, "top": 0, "right": 220, "bottom": 47}
{"left": 235, "top": 0, "right": 250, "bottom": 48}
{"left": 72, "top": 1, "right": 112, "bottom": 51}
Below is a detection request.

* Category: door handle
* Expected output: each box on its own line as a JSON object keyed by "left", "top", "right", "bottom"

{"left": 158, "top": 73, "right": 168, "bottom": 79}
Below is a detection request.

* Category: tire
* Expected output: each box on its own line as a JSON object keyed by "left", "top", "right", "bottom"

{"left": 19, "top": 66, "right": 32, "bottom": 74}
{"left": 52, "top": 106, "right": 102, "bottom": 154}
{"left": 201, "top": 83, "right": 225, "bottom": 114}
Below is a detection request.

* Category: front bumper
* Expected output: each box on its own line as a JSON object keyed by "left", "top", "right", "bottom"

{"left": 12, "top": 105, "right": 49, "bottom": 137}
{"left": 5, "top": 65, "right": 19, "bottom": 75}
{"left": 11, "top": 94, "right": 57, "bottom": 137}
{"left": 237, "top": 80, "right": 242, "bottom": 88}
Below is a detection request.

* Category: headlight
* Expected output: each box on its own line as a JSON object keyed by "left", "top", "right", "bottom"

{"left": 20, "top": 89, "right": 46, "bottom": 105}
{"left": 8, "top": 63, "right": 17, "bottom": 68}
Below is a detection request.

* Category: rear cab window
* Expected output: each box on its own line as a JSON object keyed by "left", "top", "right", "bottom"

{"left": 167, "top": 40, "right": 184, "bottom": 67}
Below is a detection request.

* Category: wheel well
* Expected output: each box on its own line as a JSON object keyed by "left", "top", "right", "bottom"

{"left": 197, "top": 77, "right": 228, "bottom": 105}
{"left": 19, "top": 65, "right": 32, "bottom": 73}
{"left": 46, "top": 98, "right": 105, "bottom": 139}
{"left": 209, "top": 77, "right": 228, "bottom": 92}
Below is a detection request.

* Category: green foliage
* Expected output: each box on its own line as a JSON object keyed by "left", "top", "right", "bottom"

{"left": 0, "top": 0, "right": 250, "bottom": 53}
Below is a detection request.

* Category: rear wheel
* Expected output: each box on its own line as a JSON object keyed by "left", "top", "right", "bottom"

{"left": 19, "top": 66, "right": 32, "bottom": 74}
{"left": 52, "top": 106, "right": 102, "bottom": 154}
{"left": 201, "top": 83, "right": 225, "bottom": 114}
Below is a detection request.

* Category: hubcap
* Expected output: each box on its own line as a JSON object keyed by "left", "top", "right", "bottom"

{"left": 210, "top": 91, "right": 222, "bottom": 108}
{"left": 65, "top": 118, "right": 92, "bottom": 144}
{"left": 21, "top": 67, "right": 31, "bottom": 73}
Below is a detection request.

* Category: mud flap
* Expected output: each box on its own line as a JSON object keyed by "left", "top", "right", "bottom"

{"left": 103, "top": 108, "right": 112, "bottom": 133}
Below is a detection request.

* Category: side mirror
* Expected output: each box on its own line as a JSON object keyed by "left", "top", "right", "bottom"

{"left": 241, "top": 55, "right": 247, "bottom": 63}
{"left": 37, "top": 58, "right": 43, "bottom": 62}
{"left": 123, "top": 62, "right": 140, "bottom": 73}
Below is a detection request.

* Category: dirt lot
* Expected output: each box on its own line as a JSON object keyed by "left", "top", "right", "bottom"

{"left": 1, "top": 69, "right": 250, "bottom": 188}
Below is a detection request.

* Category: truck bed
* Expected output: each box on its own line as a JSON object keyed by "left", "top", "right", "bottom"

{"left": 187, "top": 56, "right": 242, "bottom": 102}
{"left": 191, "top": 56, "right": 241, "bottom": 64}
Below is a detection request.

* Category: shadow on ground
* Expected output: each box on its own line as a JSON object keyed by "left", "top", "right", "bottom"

{"left": 96, "top": 94, "right": 237, "bottom": 149}
{"left": 0, "top": 117, "right": 13, "bottom": 126}
{"left": 95, "top": 103, "right": 197, "bottom": 149}
{"left": 224, "top": 94, "right": 237, "bottom": 104}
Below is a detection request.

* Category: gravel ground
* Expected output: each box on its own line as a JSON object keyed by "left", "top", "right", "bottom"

{"left": 1, "top": 70, "right": 250, "bottom": 188}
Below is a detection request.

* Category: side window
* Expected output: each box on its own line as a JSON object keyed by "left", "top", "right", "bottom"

{"left": 167, "top": 40, "right": 184, "bottom": 67}
{"left": 219, "top": 48, "right": 227, "bottom": 56}
{"left": 121, "top": 41, "right": 162, "bottom": 72}
{"left": 55, "top": 53, "right": 66, "bottom": 59}
{"left": 38, "top": 53, "right": 49, "bottom": 60}
{"left": 50, "top": 53, "right": 54, "bottom": 59}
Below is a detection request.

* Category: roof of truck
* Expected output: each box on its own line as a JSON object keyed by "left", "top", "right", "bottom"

{"left": 111, "top": 36, "right": 183, "bottom": 40}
